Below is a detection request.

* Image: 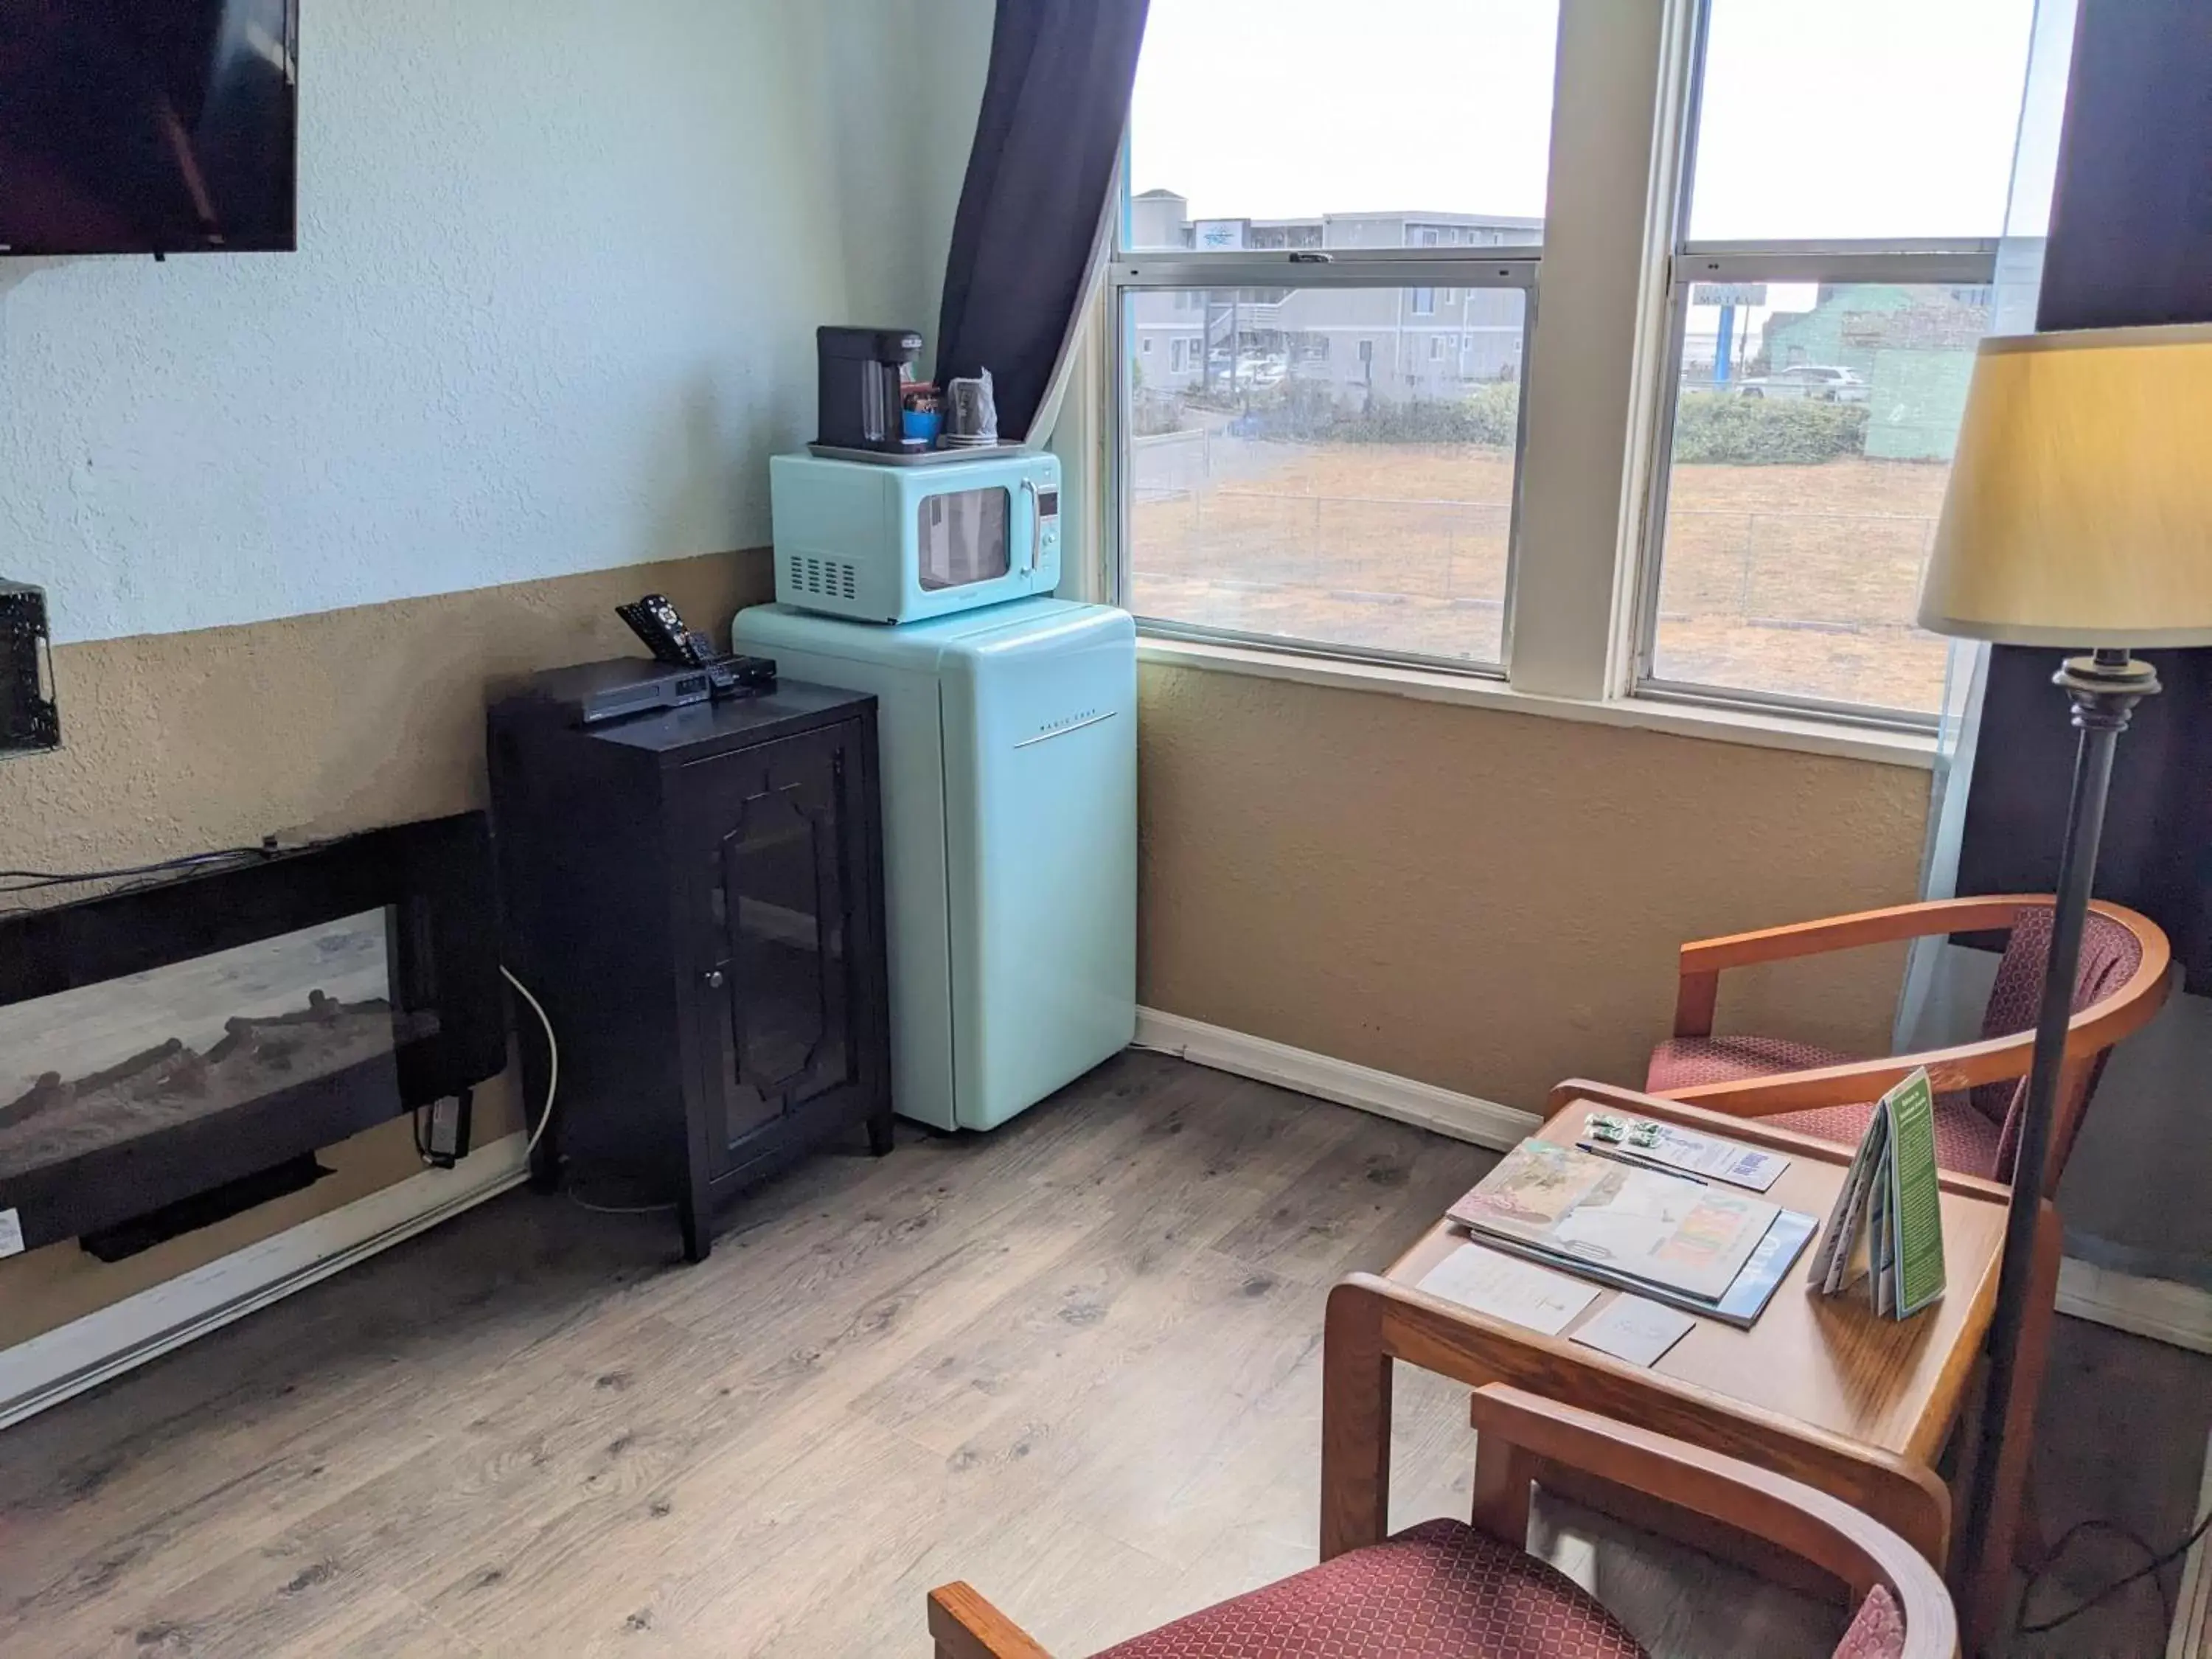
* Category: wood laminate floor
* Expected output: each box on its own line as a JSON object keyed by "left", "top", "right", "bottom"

{"left": 1, "top": 1051, "right": 2204, "bottom": 1658}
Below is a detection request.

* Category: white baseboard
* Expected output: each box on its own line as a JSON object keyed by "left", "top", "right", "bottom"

{"left": 1133, "top": 1006, "right": 1540, "bottom": 1150}
{"left": 1136, "top": 1008, "right": 2212, "bottom": 1359}
{"left": 2057, "top": 1256, "right": 2212, "bottom": 1357}
{"left": 0, "top": 1132, "right": 529, "bottom": 1432}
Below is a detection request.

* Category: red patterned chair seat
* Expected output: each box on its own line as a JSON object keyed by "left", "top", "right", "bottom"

{"left": 1645, "top": 1037, "right": 2002, "bottom": 1178}
{"left": 1092, "top": 1517, "right": 1907, "bottom": 1658}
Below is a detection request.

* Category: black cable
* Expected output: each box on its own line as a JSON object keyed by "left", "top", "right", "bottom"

{"left": 0, "top": 846, "right": 272, "bottom": 888}
{"left": 2015, "top": 1506, "right": 2212, "bottom": 1638}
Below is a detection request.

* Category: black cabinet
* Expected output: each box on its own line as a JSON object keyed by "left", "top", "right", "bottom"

{"left": 489, "top": 668, "right": 891, "bottom": 1261}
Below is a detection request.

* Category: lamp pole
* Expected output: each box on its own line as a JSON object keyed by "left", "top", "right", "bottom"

{"left": 1953, "top": 647, "right": 2158, "bottom": 1648}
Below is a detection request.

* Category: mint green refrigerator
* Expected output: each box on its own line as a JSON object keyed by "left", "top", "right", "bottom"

{"left": 733, "top": 598, "right": 1135, "bottom": 1131}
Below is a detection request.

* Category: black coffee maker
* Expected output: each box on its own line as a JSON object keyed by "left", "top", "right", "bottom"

{"left": 816, "top": 325, "right": 923, "bottom": 453}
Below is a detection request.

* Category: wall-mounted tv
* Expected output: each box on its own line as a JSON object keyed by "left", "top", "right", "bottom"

{"left": 0, "top": 0, "right": 299, "bottom": 257}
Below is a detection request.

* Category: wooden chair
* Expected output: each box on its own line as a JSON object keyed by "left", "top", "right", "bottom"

{"left": 931, "top": 1329, "right": 1957, "bottom": 1657}
{"left": 1648, "top": 894, "right": 2170, "bottom": 1192}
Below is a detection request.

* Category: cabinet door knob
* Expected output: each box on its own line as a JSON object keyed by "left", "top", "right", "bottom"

{"left": 703, "top": 968, "right": 726, "bottom": 990}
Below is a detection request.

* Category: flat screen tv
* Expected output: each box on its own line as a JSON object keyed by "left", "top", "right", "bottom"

{"left": 0, "top": 0, "right": 299, "bottom": 257}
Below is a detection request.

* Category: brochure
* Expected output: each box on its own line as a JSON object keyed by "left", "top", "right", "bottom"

{"left": 1806, "top": 1068, "right": 1947, "bottom": 1319}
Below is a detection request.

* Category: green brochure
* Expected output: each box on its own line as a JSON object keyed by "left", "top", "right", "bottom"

{"left": 1806, "top": 1067, "right": 1945, "bottom": 1319}
{"left": 1885, "top": 1070, "right": 1947, "bottom": 1317}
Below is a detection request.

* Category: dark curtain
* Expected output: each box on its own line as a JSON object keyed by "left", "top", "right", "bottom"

{"left": 1954, "top": 0, "right": 2212, "bottom": 993}
{"left": 934, "top": 0, "right": 1151, "bottom": 445}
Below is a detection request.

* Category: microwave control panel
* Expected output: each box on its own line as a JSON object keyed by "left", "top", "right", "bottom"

{"left": 1037, "top": 488, "right": 1060, "bottom": 566}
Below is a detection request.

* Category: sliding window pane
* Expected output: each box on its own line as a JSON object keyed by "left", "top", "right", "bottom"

{"left": 1124, "top": 0, "right": 1557, "bottom": 251}
{"left": 1649, "top": 282, "right": 1994, "bottom": 714}
{"left": 1124, "top": 285, "right": 1526, "bottom": 667}
{"left": 1688, "top": 0, "right": 2036, "bottom": 241}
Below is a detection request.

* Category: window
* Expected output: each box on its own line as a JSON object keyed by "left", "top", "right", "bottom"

{"left": 1121, "top": 279, "right": 1532, "bottom": 667}
{"left": 1142, "top": 338, "right": 1155, "bottom": 355}
{"left": 1116, "top": 0, "right": 1558, "bottom": 670}
{"left": 1632, "top": 0, "right": 2038, "bottom": 724}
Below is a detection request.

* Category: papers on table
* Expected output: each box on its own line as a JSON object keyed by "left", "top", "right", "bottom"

{"left": 1444, "top": 1135, "right": 1818, "bottom": 1328}
{"left": 1571, "top": 1294, "right": 1697, "bottom": 1368}
{"left": 1417, "top": 1242, "right": 1599, "bottom": 1336}
{"left": 1450, "top": 1140, "right": 1781, "bottom": 1302}
{"left": 1581, "top": 1121, "right": 1790, "bottom": 1192}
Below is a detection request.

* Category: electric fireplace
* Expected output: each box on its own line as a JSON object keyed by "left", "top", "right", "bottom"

{"left": 0, "top": 815, "right": 505, "bottom": 1259}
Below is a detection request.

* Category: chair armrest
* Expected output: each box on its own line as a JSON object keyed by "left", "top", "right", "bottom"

{"left": 928, "top": 1584, "right": 1057, "bottom": 1659}
{"left": 1470, "top": 1384, "right": 1958, "bottom": 1659}
{"left": 1679, "top": 896, "right": 2045, "bottom": 978}
{"left": 1671, "top": 897, "right": 2037, "bottom": 1039}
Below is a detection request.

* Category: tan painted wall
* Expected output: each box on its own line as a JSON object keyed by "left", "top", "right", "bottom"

{"left": 0, "top": 549, "right": 768, "bottom": 1349}
{"left": 1137, "top": 663, "right": 1933, "bottom": 1111}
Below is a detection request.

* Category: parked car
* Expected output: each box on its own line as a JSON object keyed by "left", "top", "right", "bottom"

{"left": 1735, "top": 364, "right": 1869, "bottom": 403}
{"left": 1203, "top": 350, "right": 1287, "bottom": 390}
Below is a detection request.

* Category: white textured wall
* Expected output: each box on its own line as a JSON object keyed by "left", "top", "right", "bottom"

{"left": 0, "top": 0, "right": 992, "bottom": 645}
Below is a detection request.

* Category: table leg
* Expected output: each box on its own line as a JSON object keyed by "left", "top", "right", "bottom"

{"left": 1959, "top": 1200, "right": 2062, "bottom": 1655}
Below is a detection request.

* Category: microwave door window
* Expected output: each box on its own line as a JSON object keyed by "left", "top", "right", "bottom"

{"left": 917, "top": 489, "right": 1011, "bottom": 590}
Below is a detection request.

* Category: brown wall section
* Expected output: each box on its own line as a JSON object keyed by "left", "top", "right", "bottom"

{"left": 0, "top": 549, "right": 769, "bottom": 1349}
{"left": 1137, "top": 663, "right": 1933, "bottom": 1110}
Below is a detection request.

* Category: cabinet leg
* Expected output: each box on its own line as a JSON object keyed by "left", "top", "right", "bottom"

{"left": 678, "top": 1197, "right": 711, "bottom": 1265}
{"left": 526, "top": 1101, "right": 562, "bottom": 1194}
{"left": 866, "top": 1112, "right": 895, "bottom": 1158}
{"left": 677, "top": 1158, "right": 714, "bottom": 1265}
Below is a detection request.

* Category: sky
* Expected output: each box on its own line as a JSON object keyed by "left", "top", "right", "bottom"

{"left": 1127, "top": 0, "right": 2042, "bottom": 242}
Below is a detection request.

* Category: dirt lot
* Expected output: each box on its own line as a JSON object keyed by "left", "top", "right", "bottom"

{"left": 1130, "top": 434, "right": 1954, "bottom": 714}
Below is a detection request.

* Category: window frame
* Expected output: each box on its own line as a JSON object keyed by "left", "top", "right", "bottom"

{"left": 1095, "top": 0, "right": 2020, "bottom": 752}
{"left": 1621, "top": 0, "right": 2017, "bottom": 733}
{"left": 1107, "top": 247, "right": 1543, "bottom": 676}
{"left": 1629, "top": 240, "right": 2000, "bottom": 733}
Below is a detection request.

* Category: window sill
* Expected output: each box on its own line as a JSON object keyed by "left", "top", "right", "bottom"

{"left": 1135, "top": 635, "right": 1938, "bottom": 771}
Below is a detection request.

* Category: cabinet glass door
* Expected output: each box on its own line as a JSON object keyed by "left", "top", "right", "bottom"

{"left": 691, "top": 734, "right": 855, "bottom": 1158}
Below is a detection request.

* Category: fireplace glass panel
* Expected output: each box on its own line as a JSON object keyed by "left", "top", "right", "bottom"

{"left": 0, "top": 909, "right": 420, "bottom": 1183}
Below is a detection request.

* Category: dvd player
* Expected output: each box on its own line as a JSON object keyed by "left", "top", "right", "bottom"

{"left": 527, "top": 654, "right": 777, "bottom": 726}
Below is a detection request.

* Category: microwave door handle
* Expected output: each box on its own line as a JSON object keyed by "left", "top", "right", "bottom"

{"left": 1020, "top": 478, "right": 1041, "bottom": 574}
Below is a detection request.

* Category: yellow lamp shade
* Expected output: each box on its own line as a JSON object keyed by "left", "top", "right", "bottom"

{"left": 1919, "top": 321, "right": 2212, "bottom": 647}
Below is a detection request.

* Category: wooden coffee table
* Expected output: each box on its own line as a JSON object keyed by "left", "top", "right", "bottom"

{"left": 1323, "top": 1081, "right": 2042, "bottom": 1649}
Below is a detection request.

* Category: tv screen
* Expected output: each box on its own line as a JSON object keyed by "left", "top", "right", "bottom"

{"left": 0, "top": 0, "right": 298, "bottom": 257}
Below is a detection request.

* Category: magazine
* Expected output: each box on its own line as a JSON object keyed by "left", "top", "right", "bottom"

{"left": 1450, "top": 1139, "right": 1781, "bottom": 1303}
{"left": 1464, "top": 1204, "right": 1818, "bottom": 1330}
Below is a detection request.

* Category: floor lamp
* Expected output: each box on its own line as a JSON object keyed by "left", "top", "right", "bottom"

{"left": 1918, "top": 321, "right": 2212, "bottom": 1636}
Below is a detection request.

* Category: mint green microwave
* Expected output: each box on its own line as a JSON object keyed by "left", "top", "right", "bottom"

{"left": 768, "top": 450, "right": 1062, "bottom": 624}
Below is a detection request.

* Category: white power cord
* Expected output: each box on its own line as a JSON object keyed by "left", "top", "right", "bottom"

{"left": 501, "top": 964, "right": 559, "bottom": 1159}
